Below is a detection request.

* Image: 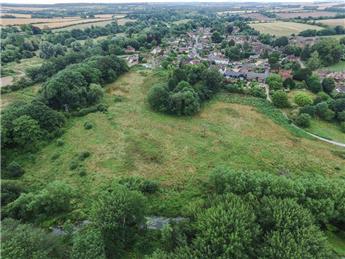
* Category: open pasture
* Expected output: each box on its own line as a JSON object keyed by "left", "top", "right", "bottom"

{"left": 52, "top": 18, "right": 134, "bottom": 31}
{"left": 277, "top": 11, "right": 338, "bottom": 19}
{"left": 15, "top": 70, "right": 345, "bottom": 193}
{"left": 32, "top": 18, "right": 112, "bottom": 29}
{"left": 250, "top": 21, "right": 323, "bottom": 36}
{"left": 0, "top": 12, "right": 32, "bottom": 18}
{"left": 241, "top": 13, "right": 274, "bottom": 21}
{"left": 1, "top": 17, "right": 80, "bottom": 26}
{"left": 316, "top": 18, "right": 345, "bottom": 27}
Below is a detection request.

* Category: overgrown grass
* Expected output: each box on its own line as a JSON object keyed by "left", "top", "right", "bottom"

{"left": 7, "top": 70, "right": 345, "bottom": 220}
{"left": 324, "top": 61, "right": 345, "bottom": 72}
{"left": 216, "top": 93, "right": 311, "bottom": 138}
{"left": 307, "top": 119, "right": 345, "bottom": 143}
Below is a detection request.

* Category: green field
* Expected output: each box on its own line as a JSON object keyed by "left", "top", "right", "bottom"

{"left": 12, "top": 70, "right": 344, "bottom": 203}
{"left": 307, "top": 119, "right": 345, "bottom": 143}
{"left": 53, "top": 18, "right": 135, "bottom": 32}
{"left": 324, "top": 60, "right": 345, "bottom": 72}
{"left": 250, "top": 21, "right": 323, "bottom": 36}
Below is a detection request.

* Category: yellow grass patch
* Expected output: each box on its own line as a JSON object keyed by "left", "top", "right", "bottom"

{"left": 250, "top": 21, "right": 323, "bottom": 36}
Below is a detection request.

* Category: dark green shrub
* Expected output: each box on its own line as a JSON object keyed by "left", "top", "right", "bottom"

{"left": 5, "top": 161, "right": 25, "bottom": 178}
{"left": 306, "top": 75, "right": 321, "bottom": 93}
{"left": 97, "top": 103, "right": 108, "bottom": 112}
{"left": 272, "top": 90, "right": 290, "bottom": 108}
{"left": 148, "top": 84, "right": 170, "bottom": 113}
{"left": 224, "top": 83, "right": 244, "bottom": 94}
{"left": 4, "top": 181, "right": 75, "bottom": 220}
{"left": 71, "top": 226, "right": 106, "bottom": 259}
{"left": 1, "top": 180, "right": 23, "bottom": 206}
{"left": 69, "top": 160, "right": 79, "bottom": 170}
{"left": 141, "top": 180, "right": 159, "bottom": 194}
{"left": 299, "top": 105, "right": 316, "bottom": 117}
{"left": 2, "top": 219, "right": 65, "bottom": 259}
{"left": 51, "top": 153, "right": 60, "bottom": 161}
{"left": 341, "top": 122, "right": 345, "bottom": 133}
{"left": 56, "top": 139, "right": 64, "bottom": 146}
{"left": 84, "top": 122, "right": 93, "bottom": 130}
{"left": 114, "top": 95, "right": 125, "bottom": 102}
{"left": 79, "top": 169, "right": 87, "bottom": 177}
{"left": 91, "top": 184, "right": 146, "bottom": 258}
{"left": 249, "top": 86, "right": 266, "bottom": 98}
{"left": 79, "top": 151, "right": 91, "bottom": 161}
{"left": 119, "top": 177, "right": 159, "bottom": 194}
{"left": 294, "top": 113, "right": 311, "bottom": 128}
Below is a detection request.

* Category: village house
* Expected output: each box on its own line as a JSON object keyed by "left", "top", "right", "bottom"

{"left": 126, "top": 54, "right": 139, "bottom": 67}
{"left": 124, "top": 46, "right": 136, "bottom": 54}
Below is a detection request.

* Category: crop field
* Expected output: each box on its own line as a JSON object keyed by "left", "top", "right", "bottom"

{"left": 0, "top": 13, "right": 32, "bottom": 18}
{"left": 0, "top": 14, "right": 128, "bottom": 29}
{"left": 0, "top": 17, "right": 80, "bottom": 26}
{"left": 1, "top": 6, "right": 50, "bottom": 11}
{"left": 277, "top": 11, "right": 338, "bottom": 19}
{"left": 241, "top": 13, "right": 274, "bottom": 21}
{"left": 53, "top": 18, "right": 135, "bottom": 31}
{"left": 317, "top": 18, "right": 345, "bottom": 27}
{"left": 11, "top": 70, "right": 344, "bottom": 199}
{"left": 250, "top": 21, "right": 323, "bottom": 36}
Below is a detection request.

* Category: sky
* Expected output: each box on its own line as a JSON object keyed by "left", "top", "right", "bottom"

{"left": 1, "top": 0, "right": 315, "bottom": 4}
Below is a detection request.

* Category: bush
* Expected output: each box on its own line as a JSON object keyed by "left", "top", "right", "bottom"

{"left": 314, "top": 92, "right": 331, "bottom": 104}
{"left": 71, "top": 226, "right": 106, "bottom": 259}
{"left": 322, "top": 78, "right": 335, "bottom": 94}
{"left": 51, "top": 153, "right": 60, "bottom": 161}
{"left": 141, "top": 180, "right": 159, "bottom": 194}
{"left": 119, "top": 177, "right": 159, "bottom": 194}
{"left": 272, "top": 90, "right": 290, "bottom": 108}
{"left": 224, "top": 83, "right": 244, "bottom": 94}
{"left": 170, "top": 84, "right": 200, "bottom": 116}
{"left": 294, "top": 113, "right": 311, "bottom": 128}
{"left": 5, "top": 161, "right": 25, "bottom": 178}
{"left": 338, "top": 111, "right": 345, "bottom": 122}
{"left": 114, "top": 95, "right": 125, "bottom": 102}
{"left": 91, "top": 184, "right": 146, "bottom": 257}
{"left": 84, "top": 122, "right": 93, "bottom": 130}
{"left": 69, "top": 160, "right": 79, "bottom": 170}
{"left": 79, "top": 151, "right": 91, "bottom": 161}
{"left": 1, "top": 219, "right": 65, "bottom": 259}
{"left": 194, "top": 194, "right": 259, "bottom": 258}
{"left": 12, "top": 115, "right": 42, "bottom": 148}
{"left": 294, "top": 92, "right": 313, "bottom": 107}
{"left": 56, "top": 139, "right": 64, "bottom": 146}
{"left": 1, "top": 180, "right": 23, "bottom": 206}
{"left": 315, "top": 102, "right": 335, "bottom": 121}
{"left": 306, "top": 75, "right": 321, "bottom": 93}
{"left": 147, "top": 84, "right": 170, "bottom": 113}
{"left": 249, "top": 86, "right": 266, "bottom": 98}
{"left": 299, "top": 105, "right": 316, "bottom": 117}
{"left": 266, "top": 74, "right": 283, "bottom": 90}
{"left": 283, "top": 78, "right": 296, "bottom": 89}
{"left": 5, "top": 181, "right": 75, "bottom": 220}
{"left": 341, "top": 122, "right": 345, "bottom": 133}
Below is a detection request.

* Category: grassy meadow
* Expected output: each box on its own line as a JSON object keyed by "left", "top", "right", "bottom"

{"left": 250, "top": 21, "right": 323, "bottom": 36}
{"left": 317, "top": 18, "right": 345, "bottom": 27}
{"left": 10, "top": 69, "right": 344, "bottom": 205}
{"left": 324, "top": 60, "right": 345, "bottom": 72}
